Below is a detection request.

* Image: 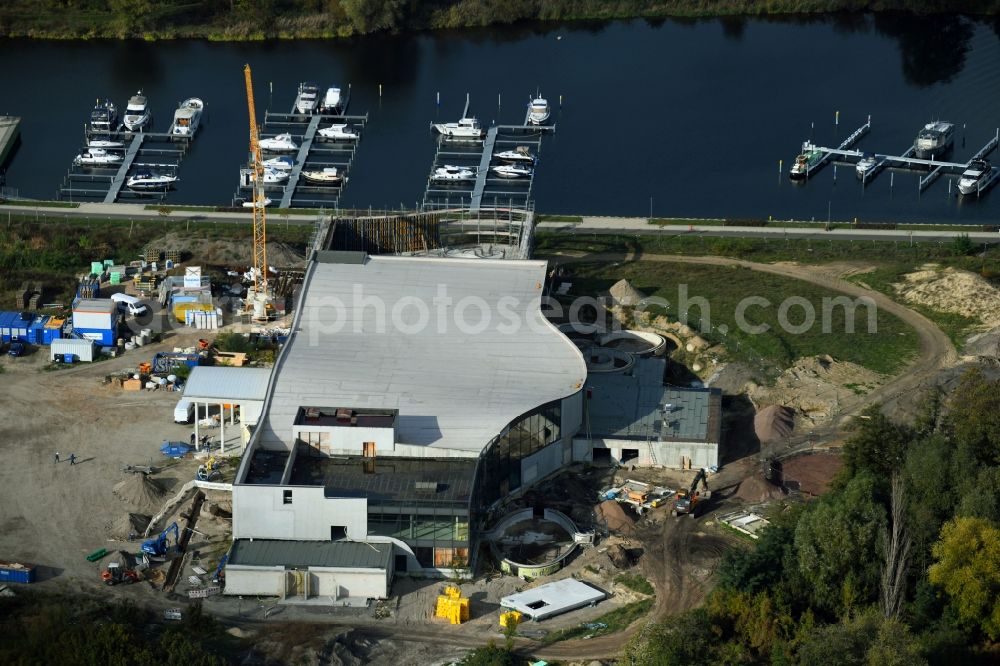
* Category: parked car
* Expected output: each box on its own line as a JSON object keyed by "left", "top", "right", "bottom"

{"left": 8, "top": 341, "right": 25, "bottom": 357}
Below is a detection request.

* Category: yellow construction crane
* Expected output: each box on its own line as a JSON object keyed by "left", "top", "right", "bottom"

{"left": 244, "top": 64, "right": 269, "bottom": 318}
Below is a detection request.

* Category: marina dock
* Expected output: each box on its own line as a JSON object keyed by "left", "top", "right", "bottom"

{"left": 0, "top": 116, "right": 20, "bottom": 169}
{"left": 799, "top": 117, "right": 871, "bottom": 179}
{"left": 235, "top": 104, "right": 368, "bottom": 209}
{"left": 802, "top": 127, "right": 999, "bottom": 192}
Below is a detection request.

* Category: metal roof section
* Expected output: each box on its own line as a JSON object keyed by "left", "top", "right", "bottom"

{"left": 288, "top": 456, "right": 476, "bottom": 503}
{"left": 587, "top": 356, "right": 721, "bottom": 443}
{"left": 257, "top": 255, "right": 586, "bottom": 453}
{"left": 501, "top": 578, "right": 607, "bottom": 621}
{"left": 72, "top": 298, "right": 116, "bottom": 313}
{"left": 229, "top": 538, "right": 392, "bottom": 570}
{"left": 183, "top": 366, "right": 272, "bottom": 402}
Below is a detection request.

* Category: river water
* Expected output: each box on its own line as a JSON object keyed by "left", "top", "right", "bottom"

{"left": 1, "top": 14, "right": 999, "bottom": 223}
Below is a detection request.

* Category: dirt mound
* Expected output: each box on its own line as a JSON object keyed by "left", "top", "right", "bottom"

{"left": 594, "top": 500, "right": 636, "bottom": 536}
{"left": 609, "top": 279, "right": 647, "bottom": 307}
{"left": 964, "top": 327, "right": 1000, "bottom": 358}
{"left": 735, "top": 473, "right": 785, "bottom": 503}
{"left": 106, "top": 513, "right": 150, "bottom": 541}
{"left": 754, "top": 405, "right": 796, "bottom": 443}
{"left": 782, "top": 452, "right": 843, "bottom": 496}
{"left": 112, "top": 475, "right": 166, "bottom": 512}
{"left": 749, "top": 355, "right": 884, "bottom": 425}
{"left": 894, "top": 266, "right": 1000, "bottom": 330}
{"left": 153, "top": 232, "right": 307, "bottom": 268}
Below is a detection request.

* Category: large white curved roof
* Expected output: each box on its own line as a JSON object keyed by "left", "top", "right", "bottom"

{"left": 257, "top": 254, "right": 586, "bottom": 454}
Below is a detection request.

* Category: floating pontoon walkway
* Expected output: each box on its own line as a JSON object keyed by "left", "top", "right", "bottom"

{"left": 103, "top": 134, "right": 144, "bottom": 203}
{"left": 803, "top": 127, "right": 999, "bottom": 192}
{"left": 0, "top": 116, "right": 20, "bottom": 168}
{"left": 799, "top": 117, "right": 871, "bottom": 179}
{"left": 279, "top": 115, "right": 321, "bottom": 208}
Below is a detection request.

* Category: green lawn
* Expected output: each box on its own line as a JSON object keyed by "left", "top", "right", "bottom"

{"left": 540, "top": 598, "right": 654, "bottom": 644}
{"left": 614, "top": 573, "right": 655, "bottom": 595}
{"left": 562, "top": 261, "right": 920, "bottom": 376}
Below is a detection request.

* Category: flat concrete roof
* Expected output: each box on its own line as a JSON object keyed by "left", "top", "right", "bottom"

{"left": 73, "top": 298, "right": 116, "bottom": 313}
{"left": 288, "top": 456, "right": 476, "bottom": 505}
{"left": 184, "top": 366, "right": 271, "bottom": 403}
{"left": 257, "top": 255, "right": 586, "bottom": 453}
{"left": 501, "top": 578, "right": 606, "bottom": 620}
{"left": 229, "top": 539, "right": 392, "bottom": 570}
{"left": 587, "top": 356, "right": 721, "bottom": 443}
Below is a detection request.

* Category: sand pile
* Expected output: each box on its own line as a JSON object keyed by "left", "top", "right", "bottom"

{"left": 106, "top": 513, "right": 150, "bottom": 540}
{"left": 735, "top": 473, "right": 786, "bottom": 503}
{"left": 749, "top": 355, "right": 883, "bottom": 424}
{"left": 113, "top": 475, "right": 166, "bottom": 512}
{"left": 609, "top": 279, "right": 647, "bottom": 307}
{"left": 894, "top": 266, "right": 1000, "bottom": 329}
{"left": 594, "top": 500, "right": 636, "bottom": 536}
{"left": 754, "top": 405, "right": 796, "bottom": 443}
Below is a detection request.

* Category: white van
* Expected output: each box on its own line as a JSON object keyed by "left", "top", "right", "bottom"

{"left": 110, "top": 292, "right": 149, "bottom": 317}
{"left": 174, "top": 399, "right": 195, "bottom": 424}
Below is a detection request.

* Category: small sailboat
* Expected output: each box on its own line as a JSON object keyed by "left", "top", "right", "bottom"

{"left": 491, "top": 164, "right": 533, "bottom": 179}
{"left": 122, "top": 90, "right": 151, "bottom": 131}
{"left": 431, "top": 165, "right": 476, "bottom": 183}
{"left": 494, "top": 146, "right": 535, "bottom": 163}
{"left": 263, "top": 156, "right": 295, "bottom": 171}
{"left": 259, "top": 133, "right": 298, "bottom": 153}
{"left": 127, "top": 171, "right": 178, "bottom": 191}
{"left": 317, "top": 123, "right": 358, "bottom": 141}
{"left": 301, "top": 167, "right": 344, "bottom": 186}
{"left": 527, "top": 97, "right": 551, "bottom": 125}
{"left": 74, "top": 148, "right": 123, "bottom": 167}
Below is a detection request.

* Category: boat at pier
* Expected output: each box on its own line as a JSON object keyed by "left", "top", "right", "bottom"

{"left": 491, "top": 164, "right": 533, "bottom": 179}
{"left": 914, "top": 121, "right": 955, "bottom": 159}
{"left": 170, "top": 98, "right": 204, "bottom": 137}
{"left": 958, "top": 159, "right": 997, "bottom": 196}
{"left": 90, "top": 99, "right": 117, "bottom": 133}
{"left": 431, "top": 165, "right": 476, "bottom": 182}
{"left": 294, "top": 82, "right": 320, "bottom": 114}
{"left": 301, "top": 167, "right": 343, "bottom": 185}
{"left": 527, "top": 97, "right": 551, "bottom": 125}
{"left": 317, "top": 123, "right": 358, "bottom": 141}
{"left": 433, "top": 117, "right": 484, "bottom": 140}
{"left": 856, "top": 153, "right": 877, "bottom": 179}
{"left": 127, "top": 171, "right": 178, "bottom": 191}
{"left": 789, "top": 149, "right": 824, "bottom": 180}
{"left": 259, "top": 133, "right": 298, "bottom": 153}
{"left": 122, "top": 91, "right": 151, "bottom": 131}
{"left": 495, "top": 147, "right": 535, "bottom": 163}
{"left": 74, "top": 148, "right": 123, "bottom": 167}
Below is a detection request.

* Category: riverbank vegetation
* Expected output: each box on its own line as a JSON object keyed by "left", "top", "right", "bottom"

{"left": 621, "top": 369, "right": 1000, "bottom": 664}
{"left": 1, "top": 1, "right": 998, "bottom": 40}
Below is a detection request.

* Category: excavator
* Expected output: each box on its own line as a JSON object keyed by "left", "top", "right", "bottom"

{"left": 672, "top": 468, "right": 710, "bottom": 518}
{"left": 141, "top": 522, "right": 180, "bottom": 558}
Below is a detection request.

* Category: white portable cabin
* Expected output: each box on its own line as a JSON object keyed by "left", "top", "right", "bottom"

{"left": 50, "top": 338, "right": 95, "bottom": 363}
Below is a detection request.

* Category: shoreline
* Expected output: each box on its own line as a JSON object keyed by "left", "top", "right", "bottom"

{"left": 0, "top": 4, "right": 997, "bottom": 42}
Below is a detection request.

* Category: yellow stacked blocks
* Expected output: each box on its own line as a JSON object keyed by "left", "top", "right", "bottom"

{"left": 499, "top": 610, "right": 522, "bottom": 631}
{"left": 434, "top": 585, "right": 470, "bottom": 625}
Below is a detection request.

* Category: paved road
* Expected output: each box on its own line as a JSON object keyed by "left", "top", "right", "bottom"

{"left": 539, "top": 215, "right": 1000, "bottom": 244}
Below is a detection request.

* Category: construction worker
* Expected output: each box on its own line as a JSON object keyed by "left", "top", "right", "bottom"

{"left": 54, "top": 452, "right": 60, "bottom": 464}
{"left": 69, "top": 453, "right": 77, "bottom": 466}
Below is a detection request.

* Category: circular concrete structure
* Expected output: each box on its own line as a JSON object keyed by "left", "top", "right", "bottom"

{"left": 598, "top": 330, "right": 670, "bottom": 357}
{"left": 488, "top": 508, "right": 580, "bottom": 580}
{"left": 583, "top": 347, "right": 635, "bottom": 373}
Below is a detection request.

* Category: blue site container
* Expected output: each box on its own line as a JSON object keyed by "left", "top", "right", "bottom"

{"left": 0, "top": 312, "right": 16, "bottom": 343}
{"left": 73, "top": 328, "right": 116, "bottom": 346}
{"left": 0, "top": 562, "right": 37, "bottom": 584}
{"left": 26, "top": 316, "right": 49, "bottom": 345}
{"left": 42, "top": 324, "right": 62, "bottom": 345}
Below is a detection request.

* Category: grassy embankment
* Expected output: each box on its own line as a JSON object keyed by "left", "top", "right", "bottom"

{"left": 0, "top": 214, "right": 315, "bottom": 308}
{"left": 536, "top": 231, "right": 1000, "bottom": 369}
{"left": 2, "top": 1, "right": 998, "bottom": 40}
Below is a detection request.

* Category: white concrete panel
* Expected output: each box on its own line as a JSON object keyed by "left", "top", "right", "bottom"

{"left": 224, "top": 566, "right": 284, "bottom": 596}
{"left": 233, "top": 485, "right": 367, "bottom": 541}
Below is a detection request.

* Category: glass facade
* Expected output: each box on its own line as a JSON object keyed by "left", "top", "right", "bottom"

{"left": 475, "top": 400, "right": 562, "bottom": 512}
{"left": 367, "top": 501, "right": 471, "bottom": 569}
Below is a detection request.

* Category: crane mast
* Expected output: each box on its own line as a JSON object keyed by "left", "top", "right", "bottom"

{"left": 244, "top": 64, "right": 268, "bottom": 307}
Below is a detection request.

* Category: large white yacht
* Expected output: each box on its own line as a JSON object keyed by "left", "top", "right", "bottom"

{"left": 74, "top": 148, "right": 123, "bottom": 167}
{"left": 431, "top": 165, "right": 476, "bottom": 182}
{"left": 320, "top": 86, "right": 343, "bottom": 114}
{"left": 122, "top": 91, "right": 151, "bottom": 131}
{"left": 495, "top": 147, "right": 535, "bottom": 163}
{"left": 491, "top": 164, "right": 533, "bottom": 179}
{"left": 914, "top": 121, "right": 955, "bottom": 159}
{"left": 855, "top": 153, "right": 878, "bottom": 179}
{"left": 527, "top": 97, "right": 551, "bottom": 125}
{"left": 432, "top": 117, "right": 484, "bottom": 140}
{"left": 170, "top": 98, "right": 204, "bottom": 137}
{"left": 259, "top": 133, "right": 298, "bottom": 153}
{"left": 127, "top": 171, "right": 178, "bottom": 191}
{"left": 318, "top": 123, "right": 358, "bottom": 141}
{"left": 958, "top": 159, "right": 998, "bottom": 196}
{"left": 294, "top": 82, "right": 320, "bottom": 114}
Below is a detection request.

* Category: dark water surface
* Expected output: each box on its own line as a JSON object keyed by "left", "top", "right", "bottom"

{"left": 1, "top": 14, "right": 999, "bottom": 223}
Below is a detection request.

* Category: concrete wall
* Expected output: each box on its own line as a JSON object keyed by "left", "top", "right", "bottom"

{"left": 561, "top": 391, "right": 584, "bottom": 440}
{"left": 521, "top": 439, "right": 565, "bottom": 487}
{"left": 242, "top": 401, "right": 263, "bottom": 427}
{"left": 576, "top": 437, "right": 719, "bottom": 470}
{"left": 224, "top": 565, "right": 284, "bottom": 596}
{"left": 232, "top": 485, "right": 367, "bottom": 540}
{"left": 294, "top": 424, "right": 394, "bottom": 456}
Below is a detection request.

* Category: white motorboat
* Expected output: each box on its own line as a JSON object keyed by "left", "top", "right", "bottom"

{"left": 259, "top": 133, "right": 298, "bottom": 153}
{"left": 301, "top": 167, "right": 343, "bottom": 186}
{"left": 432, "top": 117, "right": 484, "bottom": 140}
{"left": 263, "top": 155, "right": 294, "bottom": 171}
{"left": 88, "top": 137, "right": 125, "bottom": 149}
{"left": 263, "top": 168, "right": 289, "bottom": 184}
{"left": 320, "top": 86, "right": 343, "bottom": 114}
{"left": 431, "top": 165, "right": 476, "bottom": 183}
{"left": 527, "top": 97, "right": 551, "bottom": 125}
{"left": 242, "top": 197, "right": 273, "bottom": 209}
{"left": 958, "top": 159, "right": 998, "bottom": 196}
{"left": 74, "top": 148, "right": 123, "bottom": 167}
{"left": 491, "top": 164, "right": 533, "bottom": 179}
{"left": 317, "top": 123, "right": 358, "bottom": 141}
{"left": 127, "top": 171, "right": 178, "bottom": 191}
{"left": 494, "top": 146, "right": 535, "bottom": 163}
{"left": 856, "top": 153, "right": 878, "bottom": 179}
{"left": 914, "top": 121, "right": 955, "bottom": 159}
{"left": 294, "top": 82, "right": 321, "bottom": 114}
{"left": 122, "top": 90, "right": 151, "bottom": 131}
{"left": 90, "top": 99, "right": 117, "bottom": 133}
{"left": 170, "top": 98, "right": 204, "bottom": 137}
